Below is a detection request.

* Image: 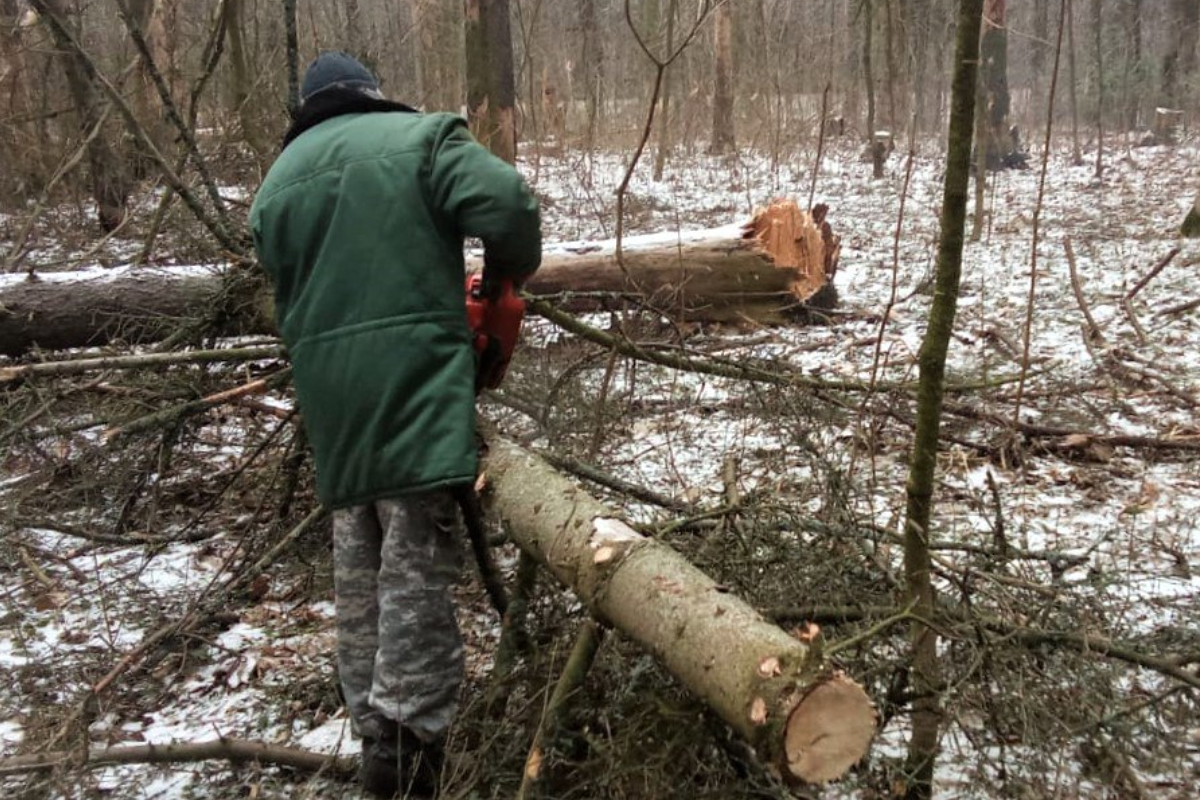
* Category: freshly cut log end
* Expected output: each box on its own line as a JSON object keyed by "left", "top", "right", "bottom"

{"left": 782, "top": 674, "right": 877, "bottom": 785}
{"left": 741, "top": 200, "right": 841, "bottom": 306}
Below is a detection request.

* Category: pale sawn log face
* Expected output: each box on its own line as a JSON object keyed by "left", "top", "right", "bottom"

{"left": 483, "top": 436, "right": 875, "bottom": 783}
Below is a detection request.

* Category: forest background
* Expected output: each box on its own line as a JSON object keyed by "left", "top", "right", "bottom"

{"left": 1, "top": 1, "right": 1199, "bottom": 799}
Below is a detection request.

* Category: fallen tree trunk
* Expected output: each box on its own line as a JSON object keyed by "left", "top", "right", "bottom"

{"left": 524, "top": 200, "right": 840, "bottom": 322}
{"left": 0, "top": 201, "right": 838, "bottom": 357}
{"left": 483, "top": 435, "right": 875, "bottom": 785}
{"left": 0, "top": 266, "right": 273, "bottom": 357}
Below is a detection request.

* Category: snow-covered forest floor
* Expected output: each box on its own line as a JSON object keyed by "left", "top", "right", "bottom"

{"left": 2, "top": 135, "right": 1199, "bottom": 799}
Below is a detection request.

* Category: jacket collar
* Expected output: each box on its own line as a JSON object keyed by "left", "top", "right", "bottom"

{"left": 282, "top": 88, "right": 418, "bottom": 149}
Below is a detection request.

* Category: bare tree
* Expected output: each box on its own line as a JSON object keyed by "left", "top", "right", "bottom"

{"left": 465, "top": 0, "right": 518, "bottom": 163}
{"left": 709, "top": 0, "right": 734, "bottom": 154}
{"left": 0, "top": 0, "right": 37, "bottom": 198}
{"left": 1184, "top": 191, "right": 1200, "bottom": 237}
{"left": 578, "top": 0, "right": 604, "bottom": 149}
{"left": 978, "top": 0, "right": 1012, "bottom": 169}
{"left": 653, "top": 0, "right": 679, "bottom": 180}
{"left": 902, "top": 0, "right": 984, "bottom": 795}
{"left": 863, "top": 0, "right": 877, "bottom": 140}
{"left": 1161, "top": 0, "right": 1199, "bottom": 108}
{"left": 284, "top": 0, "right": 299, "bottom": 115}
{"left": 28, "top": 0, "right": 131, "bottom": 231}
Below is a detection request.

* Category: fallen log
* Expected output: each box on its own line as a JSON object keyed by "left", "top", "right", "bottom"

{"left": 0, "top": 266, "right": 273, "bottom": 357}
{"left": 524, "top": 200, "right": 840, "bottom": 322}
{"left": 483, "top": 436, "right": 875, "bottom": 785}
{"left": 0, "top": 201, "right": 838, "bottom": 357}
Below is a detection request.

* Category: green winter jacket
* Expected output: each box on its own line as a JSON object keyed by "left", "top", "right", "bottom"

{"left": 250, "top": 108, "right": 541, "bottom": 508}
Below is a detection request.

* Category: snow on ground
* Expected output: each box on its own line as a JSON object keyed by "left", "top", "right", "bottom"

{"left": 3, "top": 137, "right": 1199, "bottom": 797}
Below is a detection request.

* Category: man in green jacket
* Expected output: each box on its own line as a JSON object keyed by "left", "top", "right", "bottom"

{"left": 250, "top": 52, "right": 541, "bottom": 798}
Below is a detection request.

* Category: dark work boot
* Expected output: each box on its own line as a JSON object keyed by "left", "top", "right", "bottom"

{"left": 398, "top": 727, "right": 445, "bottom": 798}
{"left": 359, "top": 721, "right": 401, "bottom": 798}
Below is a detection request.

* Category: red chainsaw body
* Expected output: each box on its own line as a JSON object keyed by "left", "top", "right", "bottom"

{"left": 465, "top": 273, "right": 526, "bottom": 392}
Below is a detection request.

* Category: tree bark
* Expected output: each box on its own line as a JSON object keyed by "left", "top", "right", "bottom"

{"left": 0, "top": 269, "right": 272, "bottom": 357}
{"left": 1066, "top": 0, "right": 1082, "bottom": 165}
{"left": 979, "top": 0, "right": 1011, "bottom": 169}
{"left": 525, "top": 201, "right": 839, "bottom": 321}
{"left": 1093, "top": 0, "right": 1104, "bottom": 179}
{"left": 652, "top": 0, "right": 678, "bottom": 180}
{"left": 0, "top": 203, "right": 840, "bottom": 357}
{"left": 1162, "top": 0, "right": 1199, "bottom": 108}
{"left": 710, "top": 1, "right": 735, "bottom": 154}
{"left": 283, "top": 0, "right": 300, "bottom": 116}
{"left": 863, "top": 0, "right": 876, "bottom": 141}
{"left": 1, "top": 0, "right": 38, "bottom": 197}
{"left": 578, "top": 0, "right": 603, "bottom": 150}
{"left": 483, "top": 436, "right": 876, "bottom": 785}
{"left": 465, "top": 0, "right": 518, "bottom": 163}
{"left": 1182, "top": 192, "right": 1200, "bottom": 238}
{"left": 29, "top": 0, "right": 130, "bottom": 232}
{"left": 901, "top": 0, "right": 984, "bottom": 796}
{"left": 222, "top": 0, "right": 267, "bottom": 156}
{"left": 126, "top": 0, "right": 179, "bottom": 170}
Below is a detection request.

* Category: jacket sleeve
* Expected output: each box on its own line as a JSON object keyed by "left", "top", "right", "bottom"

{"left": 428, "top": 115, "right": 542, "bottom": 281}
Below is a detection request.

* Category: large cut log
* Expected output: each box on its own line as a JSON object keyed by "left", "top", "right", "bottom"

{"left": 484, "top": 436, "right": 875, "bottom": 785}
{"left": 0, "top": 266, "right": 273, "bottom": 357}
{"left": 0, "top": 201, "right": 838, "bottom": 357}
{"left": 521, "top": 200, "right": 839, "bottom": 323}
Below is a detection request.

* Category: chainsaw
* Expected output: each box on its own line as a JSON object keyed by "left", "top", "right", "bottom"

{"left": 460, "top": 272, "right": 527, "bottom": 618}
{"left": 464, "top": 273, "right": 526, "bottom": 393}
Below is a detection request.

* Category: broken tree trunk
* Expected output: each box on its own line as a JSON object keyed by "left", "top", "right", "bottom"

{"left": 0, "top": 267, "right": 272, "bottom": 357}
{"left": 0, "top": 201, "right": 838, "bottom": 357}
{"left": 483, "top": 435, "right": 876, "bottom": 785}
{"left": 523, "top": 200, "right": 839, "bottom": 323}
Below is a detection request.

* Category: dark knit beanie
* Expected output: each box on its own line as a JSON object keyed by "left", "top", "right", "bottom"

{"left": 300, "top": 52, "right": 381, "bottom": 103}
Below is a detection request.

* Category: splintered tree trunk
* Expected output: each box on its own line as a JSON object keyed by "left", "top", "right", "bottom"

{"left": 465, "top": 0, "right": 517, "bottom": 163}
{"left": 710, "top": 1, "right": 735, "bottom": 154}
{"left": 483, "top": 436, "right": 876, "bottom": 785}
{"left": 29, "top": 0, "right": 130, "bottom": 232}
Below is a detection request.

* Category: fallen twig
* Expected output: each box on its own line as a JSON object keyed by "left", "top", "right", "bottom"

{"left": 944, "top": 402, "right": 1200, "bottom": 453}
{"left": 102, "top": 368, "right": 291, "bottom": 443}
{"left": 1155, "top": 296, "right": 1200, "bottom": 317}
{"left": 1065, "top": 237, "right": 1105, "bottom": 345}
{"left": 0, "top": 345, "right": 284, "bottom": 383}
{"left": 1125, "top": 247, "right": 1180, "bottom": 300}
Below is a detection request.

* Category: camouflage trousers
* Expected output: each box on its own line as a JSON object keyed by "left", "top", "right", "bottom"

{"left": 332, "top": 491, "right": 465, "bottom": 743}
